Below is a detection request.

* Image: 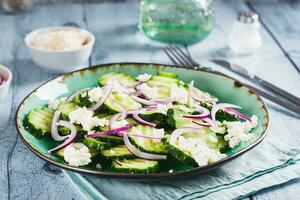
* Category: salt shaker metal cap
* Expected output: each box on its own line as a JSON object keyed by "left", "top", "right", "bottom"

{"left": 238, "top": 11, "right": 259, "bottom": 24}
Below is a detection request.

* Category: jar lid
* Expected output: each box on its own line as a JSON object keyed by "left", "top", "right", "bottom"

{"left": 238, "top": 11, "right": 259, "bottom": 24}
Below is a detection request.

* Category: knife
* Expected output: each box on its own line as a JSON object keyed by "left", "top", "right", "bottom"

{"left": 211, "top": 59, "right": 300, "bottom": 107}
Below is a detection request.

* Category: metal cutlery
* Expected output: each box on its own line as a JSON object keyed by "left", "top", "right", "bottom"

{"left": 164, "top": 44, "right": 300, "bottom": 115}
{"left": 211, "top": 59, "right": 300, "bottom": 107}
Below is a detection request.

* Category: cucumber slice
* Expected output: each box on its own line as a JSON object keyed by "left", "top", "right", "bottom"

{"left": 100, "top": 145, "right": 133, "bottom": 159}
{"left": 23, "top": 108, "right": 54, "bottom": 139}
{"left": 74, "top": 90, "right": 93, "bottom": 108}
{"left": 165, "top": 142, "right": 196, "bottom": 166}
{"left": 105, "top": 92, "right": 142, "bottom": 112}
{"left": 158, "top": 71, "right": 178, "bottom": 78}
{"left": 129, "top": 125, "right": 167, "bottom": 154}
{"left": 58, "top": 124, "right": 84, "bottom": 136}
{"left": 166, "top": 108, "right": 205, "bottom": 129}
{"left": 147, "top": 72, "right": 182, "bottom": 98}
{"left": 157, "top": 86, "right": 171, "bottom": 99}
{"left": 112, "top": 159, "right": 159, "bottom": 173}
{"left": 166, "top": 129, "right": 221, "bottom": 165}
{"left": 57, "top": 102, "right": 76, "bottom": 120}
{"left": 98, "top": 72, "right": 135, "bottom": 86}
{"left": 97, "top": 135, "right": 123, "bottom": 144}
{"left": 183, "top": 131, "right": 219, "bottom": 150}
{"left": 216, "top": 136, "right": 229, "bottom": 152}
{"left": 167, "top": 109, "right": 192, "bottom": 129}
{"left": 74, "top": 89, "right": 141, "bottom": 112}
{"left": 58, "top": 102, "right": 76, "bottom": 115}
{"left": 83, "top": 137, "right": 112, "bottom": 151}
{"left": 140, "top": 111, "right": 167, "bottom": 127}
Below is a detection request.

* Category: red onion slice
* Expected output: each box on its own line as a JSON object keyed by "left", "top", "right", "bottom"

{"left": 131, "top": 95, "right": 158, "bottom": 106}
{"left": 127, "top": 109, "right": 147, "bottom": 115}
{"left": 144, "top": 105, "right": 157, "bottom": 110}
{"left": 66, "top": 88, "right": 89, "bottom": 102}
{"left": 202, "top": 117, "right": 215, "bottom": 127}
{"left": 109, "top": 109, "right": 146, "bottom": 129}
{"left": 113, "top": 100, "right": 127, "bottom": 120}
{"left": 90, "top": 84, "right": 114, "bottom": 111}
{"left": 211, "top": 103, "right": 241, "bottom": 123}
{"left": 131, "top": 90, "right": 142, "bottom": 97}
{"left": 152, "top": 98, "right": 174, "bottom": 104}
{"left": 170, "top": 127, "right": 204, "bottom": 144}
{"left": 225, "top": 107, "right": 251, "bottom": 121}
{"left": 51, "top": 111, "right": 69, "bottom": 141}
{"left": 114, "top": 159, "right": 124, "bottom": 166}
{"left": 189, "top": 81, "right": 218, "bottom": 103}
{"left": 48, "top": 121, "right": 77, "bottom": 154}
{"left": 192, "top": 121, "right": 210, "bottom": 127}
{"left": 132, "top": 113, "right": 156, "bottom": 127}
{"left": 182, "top": 105, "right": 210, "bottom": 119}
{"left": 109, "top": 113, "right": 122, "bottom": 130}
{"left": 118, "top": 131, "right": 165, "bottom": 140}
{"left": 127, "top": 81, "right": 142, "bottom": 88}
{"left": 85, "top": 125, "right": 132, "bottom": 138}
{"left": 123, "top": 134, "right": 167, "bottom": 160}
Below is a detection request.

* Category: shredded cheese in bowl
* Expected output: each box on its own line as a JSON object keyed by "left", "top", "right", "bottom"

{"left": 30, "top": 28, "right": 91, "bottom": 52}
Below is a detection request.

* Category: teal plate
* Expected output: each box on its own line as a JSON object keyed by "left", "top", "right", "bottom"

{"left": 15, "top": 63, "right": 269, "bottom": 179}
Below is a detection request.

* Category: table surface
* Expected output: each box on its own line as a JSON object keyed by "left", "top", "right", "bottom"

{"left": 0, "top": 1, "right": 300, "bottom": 200}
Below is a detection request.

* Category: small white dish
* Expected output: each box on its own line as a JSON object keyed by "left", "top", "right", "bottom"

{"left": 25, "top": 26, "right": 95, "bottom": 73}
{"left": 0, "top": 65, "right": 12, "bottom": 102}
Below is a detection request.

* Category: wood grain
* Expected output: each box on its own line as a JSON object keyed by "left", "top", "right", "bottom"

{"left": 0, "top": 1, "right": 299, "bottom": 200}
{"left": 248, "top": 1, "right": 300, "bottom": 73}
{"left": 0, "top": 4, "right": 86, "bottom": 200}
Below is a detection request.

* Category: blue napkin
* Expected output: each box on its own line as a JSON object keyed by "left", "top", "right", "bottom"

{"left": 63, "top": 108, "right": 300, "bottom": 200}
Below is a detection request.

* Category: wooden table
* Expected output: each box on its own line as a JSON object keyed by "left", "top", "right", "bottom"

{"left": 0, "top": 1, "right": 299, "bottom": 200}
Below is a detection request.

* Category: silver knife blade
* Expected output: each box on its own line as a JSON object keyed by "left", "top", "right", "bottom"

{"left": 210, "top": 59, "right": 300, "bottom": 106}
{"left": 210, "top": 59, "right": 253, "bottom": 79}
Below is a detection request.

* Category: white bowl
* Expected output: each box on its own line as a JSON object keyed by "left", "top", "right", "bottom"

{"left": 0, "top": 65, "right": 12, "bottom": 102}
{"left": 25, "top": 26, "right": 95, "bottom": 73}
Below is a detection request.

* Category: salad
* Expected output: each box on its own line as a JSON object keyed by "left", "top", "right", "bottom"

{"left": 24, "top": 71, "right": 258, "bottom": 173}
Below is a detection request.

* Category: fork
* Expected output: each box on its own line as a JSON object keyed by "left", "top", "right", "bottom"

{"left": 164, "top": 44, "right": 300, "bottom": 115}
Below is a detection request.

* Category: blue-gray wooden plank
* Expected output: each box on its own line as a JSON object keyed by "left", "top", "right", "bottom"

{"left": 248, "top": 2, "right": 300, "bottom": 73}
{"left": 242, "top": 3, "right": 300, "bottom": 199}
{"left": 0, "top": 4, "right": 86, "bottom": 200}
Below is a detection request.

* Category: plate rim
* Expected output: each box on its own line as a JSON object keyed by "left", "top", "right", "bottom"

{"left": 15, "top": 62, "right": 270, "bottom": 179}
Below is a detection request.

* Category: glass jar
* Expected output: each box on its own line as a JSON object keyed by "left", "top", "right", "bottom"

{"left": 138, "top": 0, "right": 214, "bottom": 45}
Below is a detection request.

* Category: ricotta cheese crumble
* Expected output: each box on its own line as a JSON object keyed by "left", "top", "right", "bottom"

{"left": 223, "top": 115, "right": 258, "bottom": 148}
{"left": 111, "top": 119, "right": 129, "bottom": 129}
{"left": 170, "top": 85, "right": 189, "bottom": 104}
{"left": 88, "top": 87, "right": 103, "bottom": 102}
{"left": 48, "top": 99, "right": 60, "bottom": 110}
{"left": 107, "top": 80, "right": 134, "bottom": 94}
{"left": 156, "top": 103, "right": 173, "bottom": 115}
{"left": 178, "top": 136, "right": 226, "bottom": 166}
{"left": 64, "top": 143, "right": 91, "bottom": 167}
{"left": 138, "top": 83, "right": 158, "bottom": 99}
{"left": 69, "top": 107, "right": 109, "bottom": 133}
{"left": 152, "top": 128, "right": 165, "bottom": 143}
{"left": 48, "top": 97, "right": 67, "bottom": 110}
{"left": 136, "top": 73, "right": 152, "bottom": 82}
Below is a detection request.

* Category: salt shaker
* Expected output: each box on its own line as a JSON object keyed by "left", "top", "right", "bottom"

{"left": 228, "top": 11, "right": 262, "bottom": 55}
{"left": 2, "top": 0, "right": 32, "bottom": 13}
